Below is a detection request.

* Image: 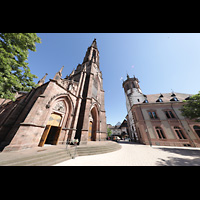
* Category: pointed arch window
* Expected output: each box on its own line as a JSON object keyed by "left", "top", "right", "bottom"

{"left": 53, "top": 101, "right": 66, "bottom": 114}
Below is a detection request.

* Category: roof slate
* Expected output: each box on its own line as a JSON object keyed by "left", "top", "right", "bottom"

{"left": 145, "top": 92, "right": 193, "bottom": 104}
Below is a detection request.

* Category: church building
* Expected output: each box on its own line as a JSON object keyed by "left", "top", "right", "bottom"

{"left": 0, "top": 39, "right": 107, "bottom": 151}
{"left": 123, "top": 74, "right": 200, "bottom": 147}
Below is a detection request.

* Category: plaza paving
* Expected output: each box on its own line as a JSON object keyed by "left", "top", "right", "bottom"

{"left": 54, "top": 140, "right": 200, "bottom": 166}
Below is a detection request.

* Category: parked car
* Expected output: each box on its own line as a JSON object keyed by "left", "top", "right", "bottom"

{"left": 112, "top": 136, "right": 120, "bottom": 142}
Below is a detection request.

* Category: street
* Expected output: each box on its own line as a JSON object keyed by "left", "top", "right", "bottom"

{"left": 54, "top": 140, "right": 200, "bottom": 166}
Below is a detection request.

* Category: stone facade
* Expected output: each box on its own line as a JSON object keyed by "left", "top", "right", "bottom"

{"left": 0, "top": 39, "right": 107, "bottom": 151}
{"left": 123, "top": 74, "right": 200, "bottom": 147}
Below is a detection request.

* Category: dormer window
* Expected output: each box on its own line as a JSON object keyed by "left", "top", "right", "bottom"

{"left": 143, "top": 99, "right": 149, "bottom": 103}
{"left": 185, "top": 96, "right": 191, "bottom": 100}
{"left": 159, "top": 94, "right": 163, "bottom": 98}
{"left": 156, "top": 98, "right": 163, "bottom": 102}
{"left": 170, "top": 97, "right": 179, "bottom": 101}
{"left": 171, "top": 92, "right": 176, "bottom": 97}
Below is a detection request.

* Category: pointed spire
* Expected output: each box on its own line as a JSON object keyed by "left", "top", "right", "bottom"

{"left": 69, "top": 68, "right": 75, "bottom": 77}
{"left": 91, "top": 38, "right": 97, "bottom": 48}
{"left": 53, "top": 66, "right": 64, "bottom": 81}
{"left": 83, "top": 39, "right": 99, "bottom": 66}
{"left": 37, "top": 73, "right": 48, "bottom": 86}
{"left": 59, "top": 66, "right": 64, "bottom": 75}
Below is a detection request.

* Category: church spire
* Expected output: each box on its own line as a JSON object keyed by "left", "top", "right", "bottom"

{"left": 82, "top": 39, "right": 99, "bottom": 67}
{"left": 37, "top": 73, "right": 48, "bottom": 86}
{"left": 91, "top": 38, "right": 97, "bottom": 49}
{"left": 53, "top": 66, "right": 64, "bottom": 81}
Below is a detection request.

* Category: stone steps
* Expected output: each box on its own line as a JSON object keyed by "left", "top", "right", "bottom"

{"left": 0, "top": 148, "right": 72, "bottom": 166}
{"left": 0, "top": 141, "right": 121, "bottom": 166}
{"left": 77, "top": 143, "right": 121, "bottom": 156}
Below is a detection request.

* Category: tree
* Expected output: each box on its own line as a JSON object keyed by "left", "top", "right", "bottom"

{"left": 107, "top": 128, "right": 112, "bottom": 137}
{"left": 0, "top": 33, "right": 41, "bottom": 100}
{"left": 180, "top": 92, "right": 200, "bottom": 122}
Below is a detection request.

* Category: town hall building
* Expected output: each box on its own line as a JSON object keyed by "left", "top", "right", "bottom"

{"left": 123, "top": 74, "right": 200, "bottom": 147}
{"left": 0, "top": 39, "right": 107, "bottom": 152}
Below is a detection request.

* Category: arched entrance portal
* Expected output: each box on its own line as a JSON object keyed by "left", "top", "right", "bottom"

{"left": 88, "top": 106, "right": 98, "bottom": 141}
{"left": 38, "top": 100, "right": 67, "bottom": 147}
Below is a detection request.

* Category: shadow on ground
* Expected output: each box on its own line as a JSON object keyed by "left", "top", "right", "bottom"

{"left": 155, "top": 147, "right": 200, "bottom": 166}
{"left": 117, "top": 140, "right": 142, "bottom": 145}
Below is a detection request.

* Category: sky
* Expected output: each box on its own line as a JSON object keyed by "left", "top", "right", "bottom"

{"left": 28, "top": 33, "right": 200, "bottom": 126}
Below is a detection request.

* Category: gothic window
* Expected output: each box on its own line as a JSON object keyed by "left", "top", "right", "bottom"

{"left": 155, "top": 127, "right": 166, "bottom": 139}
{"left": 193, "top": 125, "right": 200, "bottom": 138}
{"left": 174, "top": 126, "right": 187, "bottom": 139}
{"left": 92, "top": 50, "right": 96, "bottom": 62}
{"left": 53, "top": 101, "right": 66, "bottom": 113}
{"left": 68, "top": 84, "right": 73, "bottom": 91}
{"left": 92, "top": 77, "right": 98, "bottom": 99}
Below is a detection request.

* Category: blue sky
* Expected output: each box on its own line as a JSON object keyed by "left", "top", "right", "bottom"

{"left": 28, "top": 33, "right": 200, "bottom": 126}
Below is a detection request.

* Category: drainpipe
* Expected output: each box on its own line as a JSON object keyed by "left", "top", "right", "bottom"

{"left": 171, "top": 103, "right": 196, "bottom": 147}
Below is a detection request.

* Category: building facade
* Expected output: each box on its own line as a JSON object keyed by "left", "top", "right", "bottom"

{"left": 123, "top": 74, "right": 200, "bottom": 147}
{"left": 0, "top": 39, "right": 107, "bottom": 151}
{"left": 107, "top": 120, "right": 128, "bottom": 139}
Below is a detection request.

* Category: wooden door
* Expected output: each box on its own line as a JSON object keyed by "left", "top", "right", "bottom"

{"left": 38, "top": 125, "right": 51, "bottom": 147}
{"left": 88, "top": 121, "right": 93, "bottom": 141}
{"left": 53, "top": 127, "right": 62, "bottom": 145}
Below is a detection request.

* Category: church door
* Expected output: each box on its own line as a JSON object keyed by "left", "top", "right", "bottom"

{"left": 38, "top": 113, "right": 62, "bottom": 147}
{"left": 38, "top": 125, "right": 51, "bottom": 147}
{"left": 88, "top": 121, "right": 93, "bottom": 141}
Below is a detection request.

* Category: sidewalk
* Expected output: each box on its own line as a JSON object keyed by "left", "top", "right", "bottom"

{"left": 54, "top": 142, "right": 200, "bottom": 166}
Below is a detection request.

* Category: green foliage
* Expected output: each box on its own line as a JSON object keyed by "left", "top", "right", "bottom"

{"left": 180, "top": 91, "right": 200, "bottom": 122}
{"left": 107, "top": 128, "right": 112, "bottom": 137}
{"left": 0, "top": 33, "right": 41, "bottom": 100}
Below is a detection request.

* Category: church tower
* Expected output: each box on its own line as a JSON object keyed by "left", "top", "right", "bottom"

{"left": 0, "top": 39, "right": 107, "bottom": 151}
{"left": 71, "top": 39, "right": 107, "bottom": 144}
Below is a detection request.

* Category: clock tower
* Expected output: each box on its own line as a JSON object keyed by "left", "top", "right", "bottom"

{"left": 123, "top": 74, "right": 145, "bottom": 111}
{"left": 122, "top": 74, "right": 146, "bottom": 140}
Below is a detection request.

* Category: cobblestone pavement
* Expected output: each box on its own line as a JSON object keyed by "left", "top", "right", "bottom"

{"left": 54, "top": 141, "right": 200, "bottom": 166}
